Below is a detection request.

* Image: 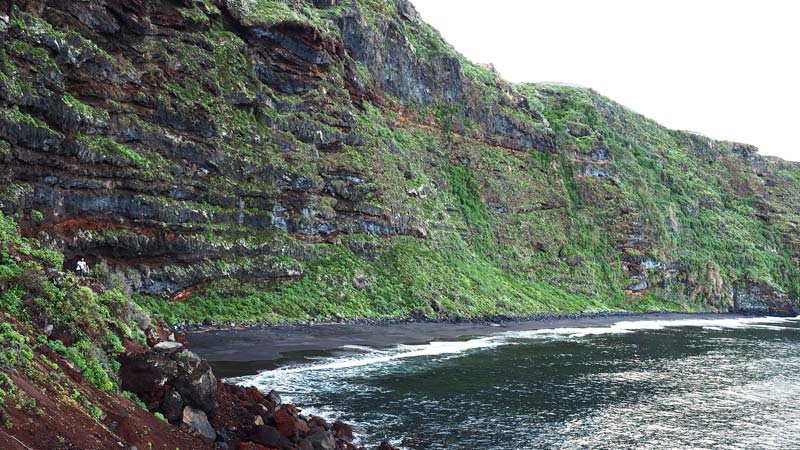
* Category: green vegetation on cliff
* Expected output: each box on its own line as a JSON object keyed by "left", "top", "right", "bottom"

{"left": 1, "top": 0, "right": 798, "bottom": 325}
{"left": 0, "top": 212, "right": 148, "bottom": 394}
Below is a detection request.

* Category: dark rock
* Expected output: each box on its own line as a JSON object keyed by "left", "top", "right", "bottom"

{"left": 333, "top": 420, "right": 354, "bottom": 443}
{"left": 296, "top": 439, "right": 314, "bottom": 450}
{"left": 249, "top": 425, "right": 286, "bottom": 447}
{"left": 183, "top": 405, "right": 216, "bottom": 441}
{"left": 173, "top": 351, "right": 218, "bottom": 412}
{"left": 266, "top": 389, "right": 282, "bottom": 410}
{"left": 119, "top": 352, "right": 178, "bottom": 406}
{"left": 306, "top": 431, "right": 336, "bottom": 450}
{"left": 119, "top": 350, "right": 217, "bottom": 413}
{"left": 393, "top": 0, "right": 420, "bottom": 22}
{"left": 376, "top": 442, "right": 400, "bottom": 450}
{"left": 628, "top": 280, "right": 648, "bottom": 292}
{"left": 734, "top": 282, "right": 798, "bottom": 315}
{"left": 162, "top": 390, "right": 184, "bottom": 422}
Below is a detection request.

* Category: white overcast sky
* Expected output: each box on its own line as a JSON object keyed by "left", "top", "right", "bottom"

{"left": 409, "top": 0, "right": 800, "bottom": 162}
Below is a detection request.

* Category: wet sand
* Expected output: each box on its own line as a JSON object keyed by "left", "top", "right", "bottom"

{"left": 187, "top": 312, "right": 743, "bottom": 378}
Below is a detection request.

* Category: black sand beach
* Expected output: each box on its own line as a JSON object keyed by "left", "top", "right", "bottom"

{"left": 187, "top": 312, "right": 744, "bottom": 377}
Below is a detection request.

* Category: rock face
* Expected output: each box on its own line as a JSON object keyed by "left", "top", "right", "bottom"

{"left": 0, "top": 0, "right": 798, "bottom": 319}
{"left": 119, "top": 349, "right": 217, "bottom": 413}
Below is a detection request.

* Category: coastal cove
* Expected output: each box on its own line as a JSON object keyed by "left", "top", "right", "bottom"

{"left": 187, "top": 312, "right": 743, "bottom": 376}
{"left": 1, "top": 0, "right": 799, "bottom": 448}
{"left": 190, "top": 313, "right": 800, "bottom": 449}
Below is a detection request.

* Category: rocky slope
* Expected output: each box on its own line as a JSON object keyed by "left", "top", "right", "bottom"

{"left": 1, "top": 0, "right": 799, "bottom": 324}
{"left": 0, "top": 210, "right": 391, "bottom": 449}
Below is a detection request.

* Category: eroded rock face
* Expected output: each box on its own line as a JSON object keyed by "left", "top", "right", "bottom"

{"left": 734, "top": 283, "right": 799, "bottom": 315}
{"left": 1, "top": 0, "right": 798, "bottom": 317}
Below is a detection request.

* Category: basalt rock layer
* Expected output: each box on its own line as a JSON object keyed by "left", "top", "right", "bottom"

{"left": 1, "top": 0, "right": 799, "bottom": 322}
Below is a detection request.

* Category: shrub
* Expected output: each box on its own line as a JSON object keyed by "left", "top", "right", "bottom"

{"left": 0, "top": 323, "right": 33, "bottom": 369}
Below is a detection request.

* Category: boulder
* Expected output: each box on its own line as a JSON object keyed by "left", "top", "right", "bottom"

{"left": 272, "top": 404, "right": 309, "bottom": 439}
{"left": 333, "top": 420, "right": 354, "bottom": 443}
{"left": 162, "top": 390, "right": 183, "bottom": 422}
{"left": 120, "top": 350, "right": 217, "bottom": 413}
{"left": 377, "top": 442, "right": 400, "bottom": 450}
{"left": 173, "top": 351, "right": 218, "bottom": 412}
{"left": 119, "top": 352, "right": 179, "bottom": 404}
{"left": 183, "top": 406, "right": 216, "bottom": 441}
{"left": 393, "top": 0, "right": 420, "bottom": 22}
{"left": 154, "top": 341, "right": 184, "bottom": 354}
{"left": 266, "top": 389, "right": 282, "bottom": 410}
{"left": 296, "top": 440, "right": 314, "bottom": 450}
{"left": 249, "top": 425, "right": 287, "bottom": 447}
{"left": 308, "top": 416, "right": 329, "bottom": 434}
{"left": 305, "top": 431, "right": 335, "bottom": 450}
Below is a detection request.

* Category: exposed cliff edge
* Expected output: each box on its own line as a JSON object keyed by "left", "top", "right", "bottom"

{"left": 1, "top": 0, "right": 798, "bottom": 326}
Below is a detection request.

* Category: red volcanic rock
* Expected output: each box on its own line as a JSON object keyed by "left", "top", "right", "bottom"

{"left": 146, "top": 322, "right": 171, "bottom": 347}
{"left": 123, "top": 337, "right": 148, "bottom": 355}
{"left": 170, "top": 286, "right": 194, "bottom": 302}
{"left": 333, "top": 420, "right": 355, "bottom": 443}
{"left": 273, "top": 404, "right": 309, "bottom": 439}
{"left": 51, "top": 327, "right": 77, "bottom": 347}
{"left": 308, "top": 415, "right": 329, "bottom": 434}
{"left": 245, "top": 385, "right": 268, "bottom": 404}
{"left": 175, "top": 331, "right": 189, "bottom": 346}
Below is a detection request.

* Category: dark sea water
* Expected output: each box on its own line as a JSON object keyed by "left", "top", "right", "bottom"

{"left": 229, "top": 316, "right": 800, "bottom": 449}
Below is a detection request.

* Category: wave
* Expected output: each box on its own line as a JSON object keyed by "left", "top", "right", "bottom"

{"left": 233, "top": 315, "right": 800, "bottom": 390}
{"left": 230, "top": 314, "right": 800, "bottom": 446}
{"left": 504, "top": 315, "right": 800, "bottom": 339}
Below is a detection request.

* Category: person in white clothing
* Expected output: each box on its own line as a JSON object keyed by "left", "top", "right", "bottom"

{"left": 75, "top": 258, "right": 89, "bottom": 277}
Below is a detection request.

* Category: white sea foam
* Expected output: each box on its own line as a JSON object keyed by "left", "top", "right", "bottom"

{"left": 232, "top": 336, "right": 505, "bottom": 388}
{"left": 233, "top": 315, "right": 800, "bottom": 393}
{"left": 230, "top": 314, "right": 800, "bottom": 445}
{"left": 506, "top": 315, "right": 800, "bottom": 340}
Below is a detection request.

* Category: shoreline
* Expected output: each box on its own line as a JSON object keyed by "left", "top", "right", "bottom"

{"left": 179, "top": 309, "right": 705, "bottom": 333}
{"left": 186, "top": 311, "right": 759, "bottom": 378}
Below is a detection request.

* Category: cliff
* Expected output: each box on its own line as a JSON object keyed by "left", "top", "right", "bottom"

{"left": 1, "top": 0, "right": 799, "bottom": 325}
{"left": 0, "top": 210, "right": 383, "bottom": 449}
